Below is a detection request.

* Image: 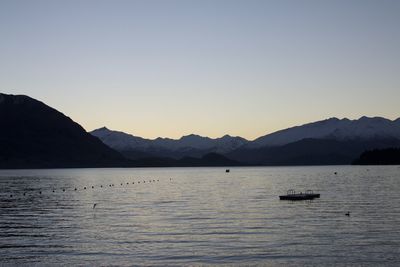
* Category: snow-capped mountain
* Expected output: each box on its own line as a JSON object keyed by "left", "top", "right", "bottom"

{"left": 251, "top": 116, "right": 400, "bottom": 147}
{"left": 91, "top": 116, "right": 400, "bottom": 164}
{"left": 91, "top": 127, "right": 151, "bottom": 150}
{"left": 90, "top": 127, "right": 249, "bottom": 156}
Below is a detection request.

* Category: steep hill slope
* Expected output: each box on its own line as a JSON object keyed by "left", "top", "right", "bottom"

{"left": 0, "top": 93, "right": 128, "bottom": 168}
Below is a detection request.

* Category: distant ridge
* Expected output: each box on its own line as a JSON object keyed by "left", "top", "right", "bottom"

{"left": 91, "top": 127, "right": 249, "bottom": 160}
{"left": 250, "top": 116, "right": 400, "bottom": 147}
{"left": 228, "top": 117, "right": 400, "bottom": 165}
{"left": 131, "top": 152, "right": 242, "bottom": 167}
{"left": 92, "top": 116, "right": 400, "bottom": 165}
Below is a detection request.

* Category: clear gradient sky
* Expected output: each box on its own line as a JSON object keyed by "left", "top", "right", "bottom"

{"left": 1, "top": 0, "right": 399, "bottom": 140}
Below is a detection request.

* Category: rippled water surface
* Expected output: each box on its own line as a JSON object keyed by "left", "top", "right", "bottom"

{"left": 0, "top": 166, "right": 400, "bottom": 266}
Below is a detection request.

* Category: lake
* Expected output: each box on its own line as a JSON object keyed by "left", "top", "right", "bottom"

{"left": 0, "top": 166, "right": 399, "bottom": 266}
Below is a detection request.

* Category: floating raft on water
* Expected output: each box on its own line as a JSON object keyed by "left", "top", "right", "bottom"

{"left": 279, "top": 189, "right": 320, "bottom": 201}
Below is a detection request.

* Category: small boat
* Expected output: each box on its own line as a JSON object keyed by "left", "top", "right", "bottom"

{"left": 279, "top": 189, "right": 320, "bottom": 201}
{"left": 225, "top": 169, "right": 230, "bottom": 173}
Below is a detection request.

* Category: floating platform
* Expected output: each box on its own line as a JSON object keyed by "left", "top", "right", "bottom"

{"left": 279, "top": 189, "right": 320, "bottom": 201}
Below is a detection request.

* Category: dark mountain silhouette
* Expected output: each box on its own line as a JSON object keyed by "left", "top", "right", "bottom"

{"left": 0, "top": 93, "right": 129, "bottom": 168}
{"left": 130, "top": 153, "right": 242, "bottom": 167}
{"left": 352, "top": 148, "right": 400, "bottom": 165}
{"left": 226, "top": 138, "right": 400, "bottom": 165}
{"left": 178, "top": 152, "right": 242, "bottom": 167}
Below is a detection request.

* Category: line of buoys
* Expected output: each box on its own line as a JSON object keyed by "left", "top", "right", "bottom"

{"left": 4, "top": 178, "right": 168, "bottom": 198}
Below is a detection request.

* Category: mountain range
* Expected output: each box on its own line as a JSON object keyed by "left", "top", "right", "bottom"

{"left": 250, "top": 116, "right": 400, "bottom": 147}
{"left": 1, "top": 92, "right": 399, "bottom": 168}
{"left": 0, "top": 93, "right": 240, "bottom": 168}
{"left": 91, "top": 127, "right": 248, "bottom": 159}
{"left": 91, "top": 117, "right": 400, "bottom": 165}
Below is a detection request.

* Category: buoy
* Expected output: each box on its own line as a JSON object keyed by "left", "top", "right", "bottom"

{"left": 91, "top": 186, "right": 94, "bottom": 189}
{"left": 334, "top": 172, "right": 337, "bottom": 175}
{"left": 100, "top": 185, "right": 103, "bottom": 188}
{"left": 84, "top": 187, "right": 87, "bottom": 190}
{"left": 10, "top": 194, "right": 13, "bottom": 198}
{"left": 74, "top": 188, "right": 77, "bottom": 191}
{"left": 63, "top": 189, "right": 65, "bottom": 192}
{"left": 53, "top": 190, "right": 55, "bottom": 192}
{"left": 23, "top": 192, "right": 26, "bottom": 196}
{"left": 93, "top": 203, "right": 97, "bottom": 209}
{"left": 127, "top": 182, "right": 129, "bottom": 185}
{"left": 39, "top": 191, "right": 42, "bottom": 194}
{"left": 345, "top": 211, "right": 350, "bottom": 216}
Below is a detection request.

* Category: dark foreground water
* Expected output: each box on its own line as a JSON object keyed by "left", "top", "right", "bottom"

{"left": 0, "top": 166, "right": 399, "bottom": 266}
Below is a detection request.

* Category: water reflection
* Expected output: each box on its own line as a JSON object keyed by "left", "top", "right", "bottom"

{"left": 0, "top": 166, "right": 399, "bottom": 265}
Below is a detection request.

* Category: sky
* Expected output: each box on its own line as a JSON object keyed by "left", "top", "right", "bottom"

{"left": 1, "top": 0, "right": 399, "bottom": 140}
